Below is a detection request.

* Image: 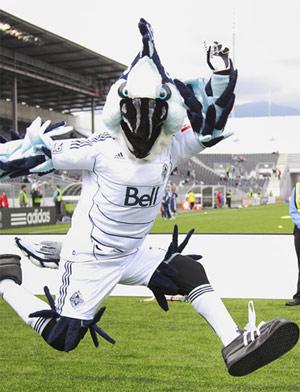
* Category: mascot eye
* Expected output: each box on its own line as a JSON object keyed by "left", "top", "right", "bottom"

{"left": 118, "top": 82, "right": 129, "bottom": 98}
{"left": 159, "top": 85, "right": 171, "bottom": 101}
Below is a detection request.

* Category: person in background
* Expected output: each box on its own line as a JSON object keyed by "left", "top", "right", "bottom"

{"left": 216, "top": 191, "right": 223, "bottom": 208}
{"left": 161, "top": 186, "right": 172, "bottom": 220}
{"left": 18, "top": 185, "right": 28, "bottom": 208}
{"left": 31, "top": 185, "right": 43, "bottom": 207}
{"left": 277, "top": 168, "right": 281, "bottom": 180}
{"left": 286, "top": 183, "right": 300, "bottom": 306}
{"left": 53, "top": 184, "right": 63, "bottom": 222}
{"left": 170, "top": 185, "right": 178, "bottom": 218}
{"left": 0, "top": 192, "right": 9, "bottom": 208}
{"left": 225, "top": 164, "right": 230, "bottom": 178}
{"left": 226, "top": 189, "right": 232, "bottom": 208}
{"left": 188, "top": 190, "right": 196, "bottom": 210}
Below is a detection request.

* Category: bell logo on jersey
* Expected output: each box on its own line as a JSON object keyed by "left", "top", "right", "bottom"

{"left": 124, "top": 186, "right": 159, "bottom": 207}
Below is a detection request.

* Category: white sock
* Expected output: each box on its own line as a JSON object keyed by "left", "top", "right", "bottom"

{"left": 0, "top": 279, "right": 52, "bottom": 335}
{"left": 188, "top": 284, "right": 240, "bottom": 346}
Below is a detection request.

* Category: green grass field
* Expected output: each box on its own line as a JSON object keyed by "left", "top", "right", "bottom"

{"left": 0, "top": 202, "right": 293, "bottom": 235}
{"left": 153, "top": 202, "right": 293, "bottom": 234}
{"left": 1, "top": 297, "right": 300, "bottom": 392}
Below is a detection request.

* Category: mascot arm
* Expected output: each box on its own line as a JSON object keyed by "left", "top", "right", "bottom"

{"left": 171, "top": 125, "right": 205, "bottom": 167}
{"left": 174, "top": 42, "right": 237, "bottom": 149}
{"left": 51, "top": 136, "right": 103, "bottom": 171}
{"left": 0, "top": 117, "right": 72, "bottom": 178}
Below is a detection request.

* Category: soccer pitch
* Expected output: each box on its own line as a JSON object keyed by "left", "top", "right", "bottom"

{"left": 1, "top": 297, "right": 299, "bottom": 392}
{"left": 0, "top": 203, "right": 293, "bottom": 234}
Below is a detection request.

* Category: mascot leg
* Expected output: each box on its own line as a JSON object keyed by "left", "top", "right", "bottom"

{"left": 0, "top": 255, "right": 115, "bottom": 352}
{"left": 0, "top": 254, "right": 54, "bottom": 337}
{"left": 150, "top": 254, "right": 299, "bottom": 376}
{"left": 168, "top": 254, "right": 240, "bottom": 346}
{"left": 171, "top": 255, "right": 300, "bottom": 376}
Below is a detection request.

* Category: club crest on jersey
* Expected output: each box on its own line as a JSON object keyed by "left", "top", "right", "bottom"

{"left": 161, "top": 163, "right": 168, "bottom": 181}
{"left": 70, "top": 291, "right": 84, "bottom": 309}
{"left": 52, "top": 141, "right": 63, "bottom": 154}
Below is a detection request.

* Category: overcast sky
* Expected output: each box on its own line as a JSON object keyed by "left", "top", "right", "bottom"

{"left": 1, "top": 0, "right": 300, "bottom": 109}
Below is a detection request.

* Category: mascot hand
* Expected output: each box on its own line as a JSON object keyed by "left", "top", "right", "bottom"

{"left": 206, "top": 41, "right": 232, "bottom": 73}
{"left": 22, "top": 117, "right": 73, "bottom": 155}
{"left": 174, "top": 78, "right": 233, "bottom": 147}
{"left": 0, "top": 118, "right": 72, "bottom": 178}
{"left": 164, "top": 224, "right": 202, "bottom": 262}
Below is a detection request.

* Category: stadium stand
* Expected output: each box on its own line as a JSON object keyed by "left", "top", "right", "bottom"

{"left": 0, "top": 9, "right": 126, "bottom": 134}
{"left": 0, "top": 10, "right": 126, "bottom": 212}
{"left": 1, "top": 11, "right": 300, "bottom": 212}
{"left": 173, "top": 153, "right": 279, "bottom": 195}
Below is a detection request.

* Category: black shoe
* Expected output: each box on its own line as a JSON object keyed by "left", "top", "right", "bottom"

{"left": 222, "top": 301, "right": 299, "bottom": 377}
{"left": 286, "top": 300, "right": 300, "bottom": 306}
{"left": 0, "top": 254, "right": 22, "bottom": 285}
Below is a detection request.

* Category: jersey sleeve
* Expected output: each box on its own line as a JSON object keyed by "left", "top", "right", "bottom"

{"left": 51, "top": 133, "right": 109, "bottom": 171}
{"left": 170, "top": 124, "right": 205, "bottom": 167}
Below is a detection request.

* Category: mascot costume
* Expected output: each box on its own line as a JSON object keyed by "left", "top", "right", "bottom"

{"left": 0, "top": 19, "right": 298, "bottom": 377}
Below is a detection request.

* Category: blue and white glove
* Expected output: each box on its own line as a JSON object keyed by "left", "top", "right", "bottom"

{"left": 174, "top": 42, "right": 237, "bottom": 148}
{"left": 0, "top": 117, "right": 73, "bottom": 178}
{"left": 148, "top": 225, "right": 202, "bottom": 311}
{"left": 0, "top": 129, "right": 44, "bottom": 179}
{"left": 15, "top": 237, "right": 61, "bottom": 269}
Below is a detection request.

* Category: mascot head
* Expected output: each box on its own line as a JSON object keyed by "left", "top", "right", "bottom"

{"left": 102, "top": 18, "right": 185, "bottom": 159}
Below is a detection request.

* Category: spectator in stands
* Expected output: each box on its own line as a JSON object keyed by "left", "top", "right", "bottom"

{"left": 53, "top": 185, "right": 63, "bottom": 222}
{"left": 225, "top": 164, "right": 230, "bottom": 178}
{"left": 18, "top": 185, "right": 29, "bottom": 208}
{"left": 188, "top": 190, "right": 196, "bottom": 210}
{"left": 31, "top": 185, "right": 43, "bottom": 207}
{"left": 191, "top": 169, "right": 196, "bottom": 182}
{"left": 234, "top": 176, "right": 240, "bottom": 187}
{"left": 226, "top": 190, "right": 232, "bottom": 208}
{"left": 0, "top": 192, "right": 9, "bottom": 208}
{"left": 286, "top": 183, "right": 300, "bottom": 306}
{"left": 276, "top": 168, "right": 281, "bottom": 180}
{"left": 186, "top": 160, "right": 192, "bottom": 180}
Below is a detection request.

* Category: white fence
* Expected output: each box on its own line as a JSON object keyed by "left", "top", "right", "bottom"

{"left": 1, "top": 234, "right": 297, "bottom": 300}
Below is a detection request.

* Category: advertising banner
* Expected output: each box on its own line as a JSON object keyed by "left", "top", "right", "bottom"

{"left": 0, "top": 207, "right": 56, "bottom": 228}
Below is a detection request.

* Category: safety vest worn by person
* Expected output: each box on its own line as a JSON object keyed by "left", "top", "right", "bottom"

{"left": 34, "top": 196, "right": 42, "bottom": 205}
{"left": 32, "top": 191, "right": 42, "bottom": 205}
{"left": 55, "top": 188, "right": 62, "bottom": 202}
{"left": 188, "top": 192, "right": 195, "bottom": 203}
{"left": 295, "top": 183, "right": 300, "bottom": 212}
{"left": 18, "top": 190, "right": 28, "bottom": 207}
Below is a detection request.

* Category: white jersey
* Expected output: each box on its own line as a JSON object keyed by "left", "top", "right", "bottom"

{"left": 52, "top": 126, "right": 204, "bottom": 261}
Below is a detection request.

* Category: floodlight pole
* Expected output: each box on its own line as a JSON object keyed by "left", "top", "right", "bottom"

{"left": 91, "top": 97, "right": 95, "bottom": 133}
{"left": 12, "top": 75, "right": 18, "bottom": 132}
{"left": 231, "top": 4, "right": 236, "bottom": 118}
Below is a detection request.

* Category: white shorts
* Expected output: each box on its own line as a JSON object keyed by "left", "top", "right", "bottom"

{"left": 55, "top": 242, "right": 165, "bottom": 319}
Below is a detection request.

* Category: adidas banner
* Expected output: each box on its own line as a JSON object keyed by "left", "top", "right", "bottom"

{"left": 0, "top": 207, "right": 56, "bottom": 228}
